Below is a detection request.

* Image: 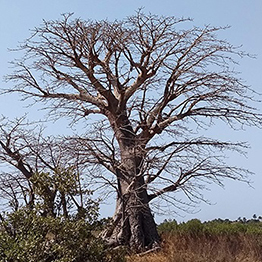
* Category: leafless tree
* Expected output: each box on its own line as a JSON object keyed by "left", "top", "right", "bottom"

{"left": 3, "top": 11, "right": 262, "bottom": 251}
{"left": 0, "top": 116, "right": 96, "bottom": 220}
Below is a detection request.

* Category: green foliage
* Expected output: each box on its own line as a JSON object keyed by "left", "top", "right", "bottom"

{"left": 204, "top": 220, "right": 247, "bottom": 235}
{"left": 179, "top": 219, "right": 204, "bottom": 236}
{"left": 30, "top": 171, "right": 100, "bottom": 221}
{"left": 157, "top": 219, "right": 178, "bottom": 234}
{"left": 158, "top": 217, "right": 262, "bottom": 237}
{"left": 32, "top": 167, "right": 80, "bottom": 196}
{"left": 0, "top": 208, "right": 126, "bottom": 262}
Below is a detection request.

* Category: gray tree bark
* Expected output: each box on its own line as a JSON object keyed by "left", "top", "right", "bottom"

{"left": 101, "top": 111, "right": 160, "bottom": 251}
{"left": 103, "top": 181, "right": 160, "bottom": 251}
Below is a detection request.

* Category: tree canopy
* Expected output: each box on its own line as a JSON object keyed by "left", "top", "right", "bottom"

{"left": 1, "top": 11, "right": 261, "bottom": 251}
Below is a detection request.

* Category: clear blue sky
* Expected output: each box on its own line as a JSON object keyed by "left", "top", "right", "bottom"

{"left": 0, "top": 0, "right": 262, "bottom": 222}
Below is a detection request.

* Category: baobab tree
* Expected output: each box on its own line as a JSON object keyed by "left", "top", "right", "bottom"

{"left": 3, "top": 11, "right": 261, "bottom": 251}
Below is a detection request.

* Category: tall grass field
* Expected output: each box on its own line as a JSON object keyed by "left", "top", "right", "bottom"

{"left": 128, "top": 217, "right": 262, "bottom": 262}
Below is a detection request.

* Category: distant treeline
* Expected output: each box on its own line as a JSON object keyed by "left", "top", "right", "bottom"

{"left": 158, "top": 215, "right": 262, "bottom": 235}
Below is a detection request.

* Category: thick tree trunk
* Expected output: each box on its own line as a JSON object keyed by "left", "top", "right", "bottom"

{"left": 104, "top": 111, "right": 160, "bottom": 251}
{"left": 102, "top": 182, "right": 160, "bottom": 251}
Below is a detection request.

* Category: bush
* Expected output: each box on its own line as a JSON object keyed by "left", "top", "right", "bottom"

{"left": 158, "top": 219, "right": 204, "bottom": 236}
{"left": 0, "top": 208, "right": 126, "bottom": 262}
{"left": 158, "top": 219, "right": 178, "bottom": 234}
{"left": 203, "top": 220, "right": 246, "bottom": 235}
{"left": 179, "top": 219, "right": 204, "bottom": 236}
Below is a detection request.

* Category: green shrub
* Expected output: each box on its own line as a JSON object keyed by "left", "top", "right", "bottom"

{"left": 179, "top": 219, "right": 204, "bottom": 236}
{"left": 158, "top": 219, "right": 178, "bottom": 234}
{"left": 0, "top": 208, "right": 126, "bottom": 262}
{"left": 204, "top": 220, "right": 246, "bottom": 235}
{"left": 159, "top": 219, "right": 204, "bottom": 236}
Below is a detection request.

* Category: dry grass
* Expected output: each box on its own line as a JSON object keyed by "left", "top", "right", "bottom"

{"left": 127, "top": 233, "right": 262, "bottom": 262}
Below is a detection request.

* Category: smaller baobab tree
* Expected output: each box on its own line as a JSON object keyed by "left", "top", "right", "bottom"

{"left": 3, "top": 11, "right": 262, "bottom": 251}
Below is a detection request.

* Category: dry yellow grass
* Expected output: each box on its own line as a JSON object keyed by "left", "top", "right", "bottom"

{"left": 127, "top": 232, "right": 262, "bottom": 262}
